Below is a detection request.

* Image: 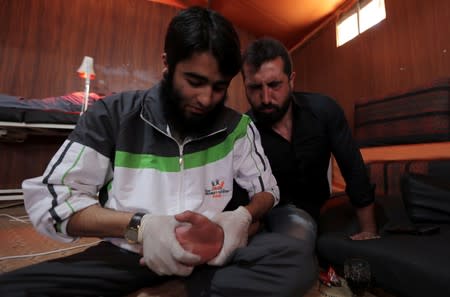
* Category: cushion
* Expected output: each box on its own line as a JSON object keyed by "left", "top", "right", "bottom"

{"left": 401, "top": 173, "right": 450, "bottom": 224}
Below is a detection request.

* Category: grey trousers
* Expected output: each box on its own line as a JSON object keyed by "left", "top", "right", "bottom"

{"left": 265, "top": 204, "right": 317, "bottom": 251}
{"left": 0, "top": 232, "right": 317, "bottom": 297}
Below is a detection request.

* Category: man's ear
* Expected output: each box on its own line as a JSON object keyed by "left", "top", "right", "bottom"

{"left": 289, "top": 71, "right": 296, "bottom": 89}
{"left": 161, "top": 53, "right": 168, "bottom": 74}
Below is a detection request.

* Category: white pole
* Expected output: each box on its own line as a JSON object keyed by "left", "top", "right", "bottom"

{"left": 81, "top": 76, "right": 90, "bottom": 114}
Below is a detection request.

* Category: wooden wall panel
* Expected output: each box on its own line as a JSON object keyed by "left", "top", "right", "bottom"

{"left": 227, "top": 28, "right": 255, "bottom": 113}
{"left": 0, "top": 0, "right": 254, "bottom": 189}
{"left": 0, "top": 0, "right": 175, "bottom": 97}
{"left": 291, "top": 0, "right": 450, "bottom": 129}
{"left": 0, "top": 0, "right": 253, "bottom": 112}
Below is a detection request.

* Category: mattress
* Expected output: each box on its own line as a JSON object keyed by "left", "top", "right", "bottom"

{"left": 0, "top": 92, "right": 104, "bottom": 141}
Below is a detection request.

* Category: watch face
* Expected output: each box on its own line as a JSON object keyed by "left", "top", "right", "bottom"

{"left": 125, "top": 228, "right": 138, "bottom": 243}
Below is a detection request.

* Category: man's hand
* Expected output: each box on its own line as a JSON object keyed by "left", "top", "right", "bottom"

{"left": 139, "top": 214, "right": 201, "bottom": 276}
{"left": 350, "top": 231, "right": 380, "bottom": 240}
{"left": 175, "top": 211, "right": 224, "bottom": 264}
{"left": 207, "top": 206, "right": 252, "bottom": 266}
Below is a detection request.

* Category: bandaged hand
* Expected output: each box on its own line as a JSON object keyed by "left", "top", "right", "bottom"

{"left": 138, "top": 214, "right": 201, "bottom": 276}
{"left": 175, "top": 211, "right": 224, "bottom": 264}
{"left": 208, "top": 206, "right": 252, "bottom": 266}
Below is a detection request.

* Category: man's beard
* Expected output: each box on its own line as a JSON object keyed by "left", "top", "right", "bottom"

{"left": 253, "top": 94, "right": 292, "bottom": 126}
{"left": 161, "top": 74, "right": 227, "bottom": 135}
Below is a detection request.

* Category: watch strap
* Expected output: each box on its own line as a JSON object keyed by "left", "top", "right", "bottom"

{"left": 125, "top": 212, "right": 146, "bottom": 243}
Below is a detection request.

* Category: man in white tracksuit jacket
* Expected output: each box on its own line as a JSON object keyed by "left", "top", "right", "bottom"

{"left": 0, "top": 7, "right": 317, "bottom": 297}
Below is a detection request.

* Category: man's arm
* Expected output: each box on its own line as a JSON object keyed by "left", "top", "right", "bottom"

{"left": 22, "top": 141, "right": 113, "bottom": 243}
{"left": 245, "top": 191, "right": 275, "bottom": 221}
{"left": 245, "top": 191, "right": 274, "bottom": 236}
{"left": 232, "top": 119, "right": 280, "bottom": 236}
{"left": 351, "top": 203, "right": 379, "bottom": 240}
{"left": 69, "top": 204, "right": 206, "bottom": 276}
{"left": 66, "top": 204, "right": 133, "bottom": 238}
{"left": 322, "top": 96, "right": 378, "bottom": 238}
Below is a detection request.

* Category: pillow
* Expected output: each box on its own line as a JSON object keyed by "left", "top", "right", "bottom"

{"left": 401, "top": 173, "right": 450, "bottom": 224}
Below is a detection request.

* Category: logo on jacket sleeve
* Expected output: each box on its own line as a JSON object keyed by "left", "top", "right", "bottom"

{"left": 205, "top": 178, "right": 230, "bottom": 199}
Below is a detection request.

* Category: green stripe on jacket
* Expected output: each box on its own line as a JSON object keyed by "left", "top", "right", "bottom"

{"left": 114, "top": 116, "right": 250, "bottom": 172}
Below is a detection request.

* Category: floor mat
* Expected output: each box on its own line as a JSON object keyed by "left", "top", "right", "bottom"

{"left": 0, "top": 205, "right": 100, "bottom": 273}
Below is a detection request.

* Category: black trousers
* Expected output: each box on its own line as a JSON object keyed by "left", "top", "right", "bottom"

{"left": 0, "top": 232, "right": 317, "bottom": 297}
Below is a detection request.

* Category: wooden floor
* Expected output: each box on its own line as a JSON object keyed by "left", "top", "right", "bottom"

{"left": 0, "top": 201, "right": 395, "bottom": 297}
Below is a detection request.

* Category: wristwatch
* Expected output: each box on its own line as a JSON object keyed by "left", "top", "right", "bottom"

{"left": 124, "top": 212, "right": 146, "bottom": 244}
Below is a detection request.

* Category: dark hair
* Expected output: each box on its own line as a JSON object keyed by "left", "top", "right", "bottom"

{"left": 241, "top": 37, "right": 292, "bottom": 77}
{"left": 164, "top": 6, "right": 241, "bottom": 78}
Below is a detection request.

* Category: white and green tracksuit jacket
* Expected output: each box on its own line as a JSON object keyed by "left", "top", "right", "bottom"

{"left": 22, "top": 83, "right": 279, "bottom": 252}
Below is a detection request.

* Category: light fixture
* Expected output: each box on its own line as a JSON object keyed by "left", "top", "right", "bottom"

{"left": 77, "top": 56, "right": 96, "bottom": 114}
